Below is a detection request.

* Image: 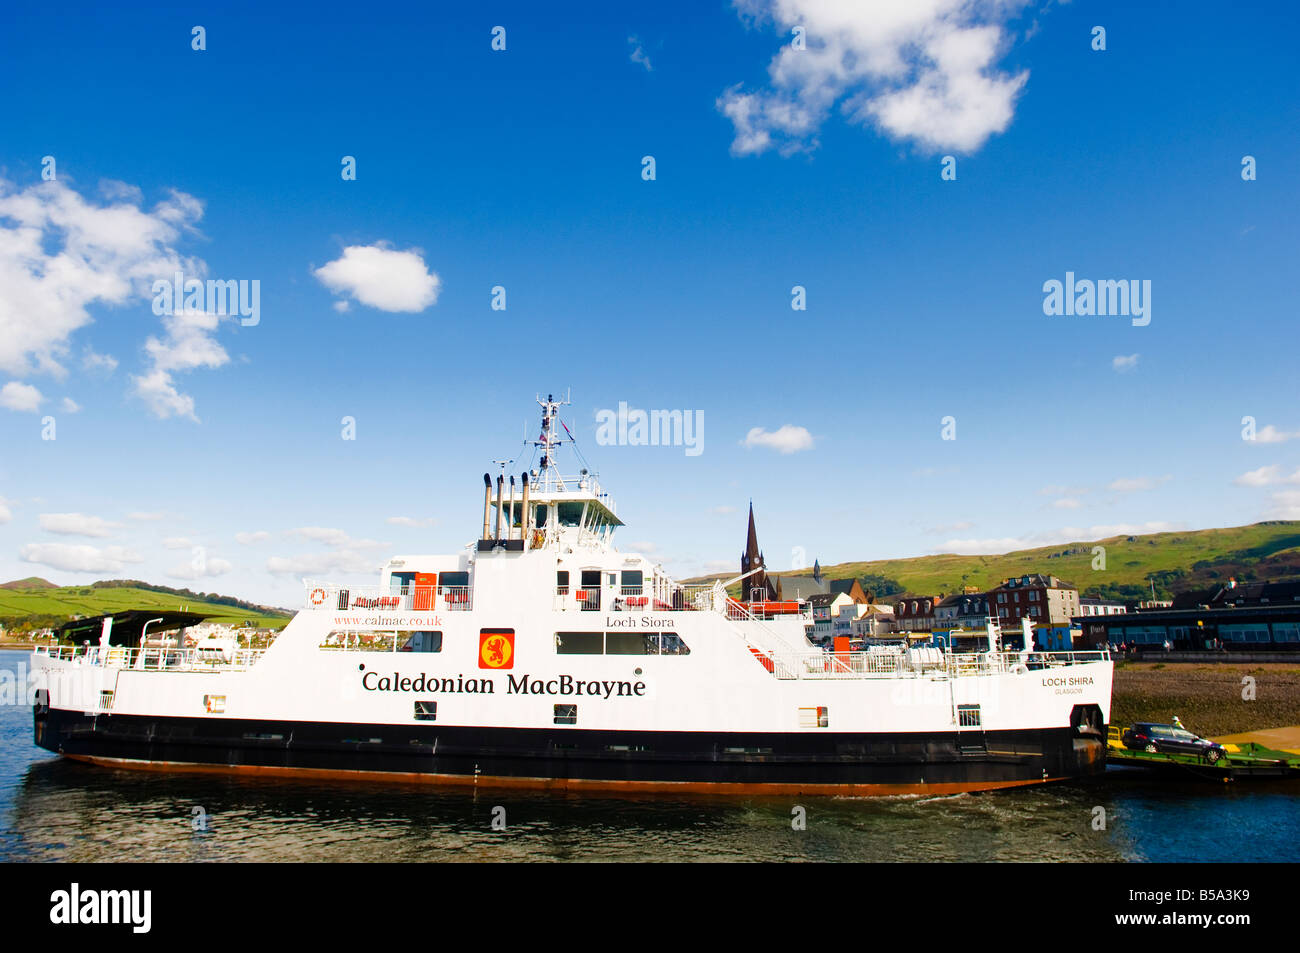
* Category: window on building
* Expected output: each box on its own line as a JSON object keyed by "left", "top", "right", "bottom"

{"left": 1220, "top": 623, "right": 1271, "bottom": 644}
{"left": 1272, "top": 622, "right": 1300, "bottom": 643}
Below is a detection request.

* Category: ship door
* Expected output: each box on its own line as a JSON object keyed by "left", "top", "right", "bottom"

{"left": 955, "top": 703, "right": 987, "bottom": 756}
{"left": 579, "top": 570, "right": 602, "bottom": 611}
{"left": 413, "top": 573, "right": 437, "bottom": 611}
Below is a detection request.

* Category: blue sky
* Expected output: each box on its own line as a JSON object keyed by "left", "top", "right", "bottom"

{"left": 1, "top": 0, "right": 1297, "bottom": 606}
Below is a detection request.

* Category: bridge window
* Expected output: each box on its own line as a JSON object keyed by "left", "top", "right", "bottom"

{"left": 558, "top": 502, "right": 584, "bottom": 527}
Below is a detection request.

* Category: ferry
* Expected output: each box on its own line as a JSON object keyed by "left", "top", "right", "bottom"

{"left": 31, "top": 394, "right": 1113, "bottom": 795}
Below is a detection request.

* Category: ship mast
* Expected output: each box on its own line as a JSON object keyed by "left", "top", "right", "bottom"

{"left": 533, "top": 390, "right": 572, "bottom": 494}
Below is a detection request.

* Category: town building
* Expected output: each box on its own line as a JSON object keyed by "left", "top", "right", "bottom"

{"left": 934, "top": 589, "right": 990, "bottom": 630}
{"left": 1079, "top": 596, "right": 1127, "bottom": 617}
{"left": 1077, "top": 576, "right": 1300, "bottom": 653}
{"left": 808, "top": 591, "right": 856, "bottom": 643}
{"left": 988, "top": 574, "right": 1079, "bottom": 625}
{"left": 895, "top": 595, "right": 940, "bottom": 632}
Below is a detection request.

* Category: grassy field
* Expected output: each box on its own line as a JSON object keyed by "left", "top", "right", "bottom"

{"left": 0, "top": 584, "right": 290, "bottom": 630}
{"left": 740, "top": 521, "right": 1300, "bottom": 599}
{"left": 1112, "top": 662, "right": 1300, "bottom": 738}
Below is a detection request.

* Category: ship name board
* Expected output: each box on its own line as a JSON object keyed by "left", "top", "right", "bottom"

{"left": 1040, "top": 676, "right": 1094, "bottom": 687}
{"left": 362, "top": 671, "right": 647, "bottom": 699}
{"left": 604, "top": 615, "right": 676, "bottom": 629}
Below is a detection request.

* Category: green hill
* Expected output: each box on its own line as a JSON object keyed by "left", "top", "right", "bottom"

{"left": 0, "top": 576, "right": 55, "bottom": 590}
{"left": 0, "top": 580, "right": 291, "bottom": 635}
{"left": 702, "top": 521, "right": 1300, "bottom": 602}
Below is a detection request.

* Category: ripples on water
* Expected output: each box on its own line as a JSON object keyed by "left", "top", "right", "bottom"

{"left": 2, "top": 651, "right": 1296, "bottom": 862}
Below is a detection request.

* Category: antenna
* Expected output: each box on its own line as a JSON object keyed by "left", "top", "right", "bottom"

{"left": 492, "top": 459, "right": 513, "bottom": 477}
{"left": 533, "top": 391, "right": 574, "bottom": 492}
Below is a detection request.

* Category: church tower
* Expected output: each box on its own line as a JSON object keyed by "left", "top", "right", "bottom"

{"left": 740, "top": 502, "right": 780, "bottom": 602}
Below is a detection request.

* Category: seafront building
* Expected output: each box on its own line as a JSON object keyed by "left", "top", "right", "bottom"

{"left": 1076, "top": 577, "right": 1300, "bottom": 653}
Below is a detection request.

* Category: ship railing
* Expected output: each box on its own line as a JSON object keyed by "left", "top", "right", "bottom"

{"left": 32, "top": 644, "right": 266, "bottom": 672}
{"left": 304, "top": 581, "right": 473, "bottom": 612}
{"left": 743, "top": 647, "right": 1111, "bottom": 681}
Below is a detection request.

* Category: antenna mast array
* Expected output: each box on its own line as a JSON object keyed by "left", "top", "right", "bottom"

{"left": 533, "top": 390, "right": 571, "bottom": 493}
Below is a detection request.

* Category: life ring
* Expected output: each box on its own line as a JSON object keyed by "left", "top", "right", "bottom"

{"left": 309, "top": 588, "right": 327, "bottom": 606}
{"left": 1009, "top": 662, "right": 1028, "bottom": 675}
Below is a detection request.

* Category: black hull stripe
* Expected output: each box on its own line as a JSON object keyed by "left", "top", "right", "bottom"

{"left": 35, "top": 709, "right": 1107, "bottom": 793}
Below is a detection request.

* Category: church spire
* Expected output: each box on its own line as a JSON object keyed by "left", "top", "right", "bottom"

{"left": 740, "top": 501, "right": 778, "bottom": 601}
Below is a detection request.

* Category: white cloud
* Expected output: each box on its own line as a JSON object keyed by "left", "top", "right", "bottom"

{"left": 127, "top": 511, "right": 167, "bottom": 521}
{"left": 61, "top": 396, "right": 81, "bottom": 413}
{"left": 38, "top": 512, "right": 122, "bottom": 537}
{"left": 166, "top": 557, "right": 233, "bottom": 580}
{"left": 1234, "top": 465, "right": 1300, "bottom": 487}
{"left": 1266, "top": 490, "right": 1300, "bottom": 519}
{"left": 1107, "top": 475, "right": 1172, "bottom": 493}
{"left": 288, "top": 526, "right": 352, "bottom": 547}
{"left": 743, "top": 424, "right": 814, "bottom": 454}
{"left": 0, "top": 178, "right": 205, "bottom": 378}
{"left": 0, "top": 497, "right": 11, "bottom": 524}
{"left": 161, "top": 536, "right": 193, "bottom": 549}
{"left": 710, "top": 505, "right": 738, "bottom": 515}
{"left": 629, "top": 36, "right": 653, "bottom": 71}
{"left": 386, "top": 516, "right": 438, "bottom": 529}
{"left": 133, "top": 308, "right": 229, "bottom": 421}
{"left": 313, "top": 244, "right": 440, "bottom": 312}
{"left": 283, "top": 528, "right": 389, "bottom": 562}
{"left": 0, "top": 381, "right": 44, "bottom": 412}
{"left": 1112, "top": 353, "right": 1139, "bottom": 372}
{"left": 1051, "top": 497, "right": 1083, "bottom": 509}
{"left": 1253, "top": 424, "right": 1300, "bottom": 444}
{"left": 266, "top": 550, "right": 381, "bottom": 576}
{"left": 82, "top": 350, "right": 118, "bottom": 374}
{"left": 20, "top": 542, "right": 143, "bottom": 573}
{"left": 719, "top": 0, "right": 1031, "bottom": 156}
{"left": 1038, "top": 485, "right": 1089, "bottom": 497}
{"left": 235, "top": 530, "right": 271, "bottom": 545}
